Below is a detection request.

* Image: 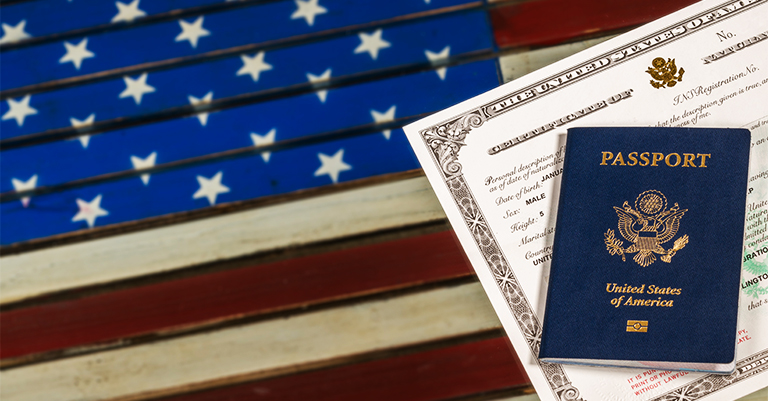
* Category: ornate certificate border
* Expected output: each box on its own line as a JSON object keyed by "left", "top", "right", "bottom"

{"left": 651, "top": 349, "right": 768, "bottom": 401}
{"left": 421, "top": 110, "right": 584, "bottom": 401}
{"left": 417, "top": 1, "right": 768, "bottom": 400}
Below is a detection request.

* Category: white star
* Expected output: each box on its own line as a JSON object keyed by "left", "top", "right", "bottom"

{"left": 59, "top": 38, "right": 95, "bottom": 70}
{"left": 0, "top": 20, "right": 32, "bottom": 45}
{"left": 306, "top": 68, "right": 332, "bottom": 103}
{"left": 11, "top": 174, "right": 37, "bottom": 208}
{"left": 175, "top": 16, "right": 210, "bottom": 48}
{"left": 354, "top": 29, "right": 391, "bottom": 60}
{"left": 370, "top": 105, "right": 396, "bottom": 140}
{"left": 236, "top": 52, "right": 273, "bottom": 82}
{"left": 112, "top": 0, "right": 146, "bottom": 23}
{"left": 314, "top": 149, "right": 352, "bottom": 183}
{"left": 130, "top": 152, "right": 157, "bottom": 185}
{"left": 2, "top": 95, "right": 38, "bottom": 127}
{"left": 193, "top": 171, "right": 230, "bottom": 205}
{"left": 425, "top": 46, "right": 450, "bottom": 80}
{"left": 72, "top": 194, "right": 109, "bottom": 228}
{"left": 291, "top": 0, "right": 327, "bottom": 26}
{"left": 119, "top": 73, "right": 155, "bottom": 105}
{"left": 69, "top": 113, "right": 96, "bottom": 148}
{"left": 187, "top": 91, "right": 213, "bottom": 126}
{"left": 250, "top": 129, "right": 276, "bottom": 163}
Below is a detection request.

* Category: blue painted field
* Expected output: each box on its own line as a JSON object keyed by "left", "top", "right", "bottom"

{"left": 1, "top": 9, "right": 492, "bottom": 139}
{"left": 1, "top": 0, "right": 501, "bottom": 246}
{"left": 1, "top": 0, "right": 476, "bottom": 90}
{"left": 0, "top": 0, "right": 223, "bottom": 40}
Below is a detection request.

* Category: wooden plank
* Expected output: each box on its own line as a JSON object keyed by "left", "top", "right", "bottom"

{"left": 0, "top": 59, "right": 497, "bottom": 246}
{"left": 1, "top": 50, "right": 495, "bottom": 191}
{"left": 1, "top": 0, "right": 478, "bottom": 93}
{"left": 1, "top": 9, "right": 493, "bottom": 139}
{"left": 156, "top": 336, "right": 529, "bottom": 401}
{"left": 0, "top": 282, "right": 502, "bottom": 401}
{"left": 0, "top": 0, "right": 225, "bottom": 44}
{"left": 0, "top": 176, "right": 445, "bottom": 304}
{"left": 0, "top": 230, "right": 471, "bottom": 361}
{"left": 2, "top": 54, "right": 492, "bottom": 174}
{"left": 489, "top": 0, "right": 699, "bottom": 48}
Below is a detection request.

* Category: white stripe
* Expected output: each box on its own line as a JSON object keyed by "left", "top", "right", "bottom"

{"left": 0, "top": 282, "right": 501, "bottom": 401}
{"left": 0, "top": 177, "right": 444, "bottom": 304}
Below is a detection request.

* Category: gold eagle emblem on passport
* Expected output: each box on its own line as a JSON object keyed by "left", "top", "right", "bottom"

{"left": 646, "top": 57, "right": 685, "bottom": 89}
{"left": 604, "top": 190, "right": 689, "bottom": 267}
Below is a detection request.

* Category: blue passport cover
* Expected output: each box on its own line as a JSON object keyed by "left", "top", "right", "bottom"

{"left": 539, "top": 127, "right": 750, "bottom": 372}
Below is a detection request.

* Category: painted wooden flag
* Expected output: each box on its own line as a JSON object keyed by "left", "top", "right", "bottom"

{"left": 8, "top": 2, "right": 763, "bottom": 401}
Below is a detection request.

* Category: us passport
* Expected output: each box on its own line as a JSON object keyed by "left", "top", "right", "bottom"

{"left": 539, "top": 127, "right": 751, "bottom": 373}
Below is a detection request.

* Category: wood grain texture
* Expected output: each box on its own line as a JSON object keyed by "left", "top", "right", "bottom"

{"left": 156, "top": 336, "right": 530, "bottom": 401}
{"left": 0, "top": 230, "right": 471, "bottom": 361}
{"left": 0, "top": 0, "right": 224, "bottom": 45}
{"left": 489, "top": 0, "right": 699, "bottom": 48}
{"left": 1, "top": 56, "right": 494, "bottom": 193}
{"left": 0, "top": 176, "right": 444, "bottom": 304}
{"left": 1, "top": 56, "right": 499, "bottom": 247}
{"left": 0, "top": 282, "right": 501, "bottom": 401}
{"left": 1, "top": 0, "right": 480, "bottom": 96}
{"left": 1, "top": 9, "right": 493, "bottom": 139}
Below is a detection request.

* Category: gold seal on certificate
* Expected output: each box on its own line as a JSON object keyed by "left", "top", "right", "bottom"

{"left": 646, "top": 57, "right": 686, "bottom": 89}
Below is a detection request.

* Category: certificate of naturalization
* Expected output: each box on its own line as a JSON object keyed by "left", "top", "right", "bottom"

{"left": 403, "top": 1, "right": 768, "bottom": 400}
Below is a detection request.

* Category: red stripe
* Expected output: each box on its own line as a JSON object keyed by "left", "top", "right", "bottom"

{"left": 159, "top": 336, "right": 529, "bottom": 401}
{"left": 0, "top": 231, "right": 472, "bottom": 360}
{"left": 490, "top": 0, "right": 700, "bottom": 48}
